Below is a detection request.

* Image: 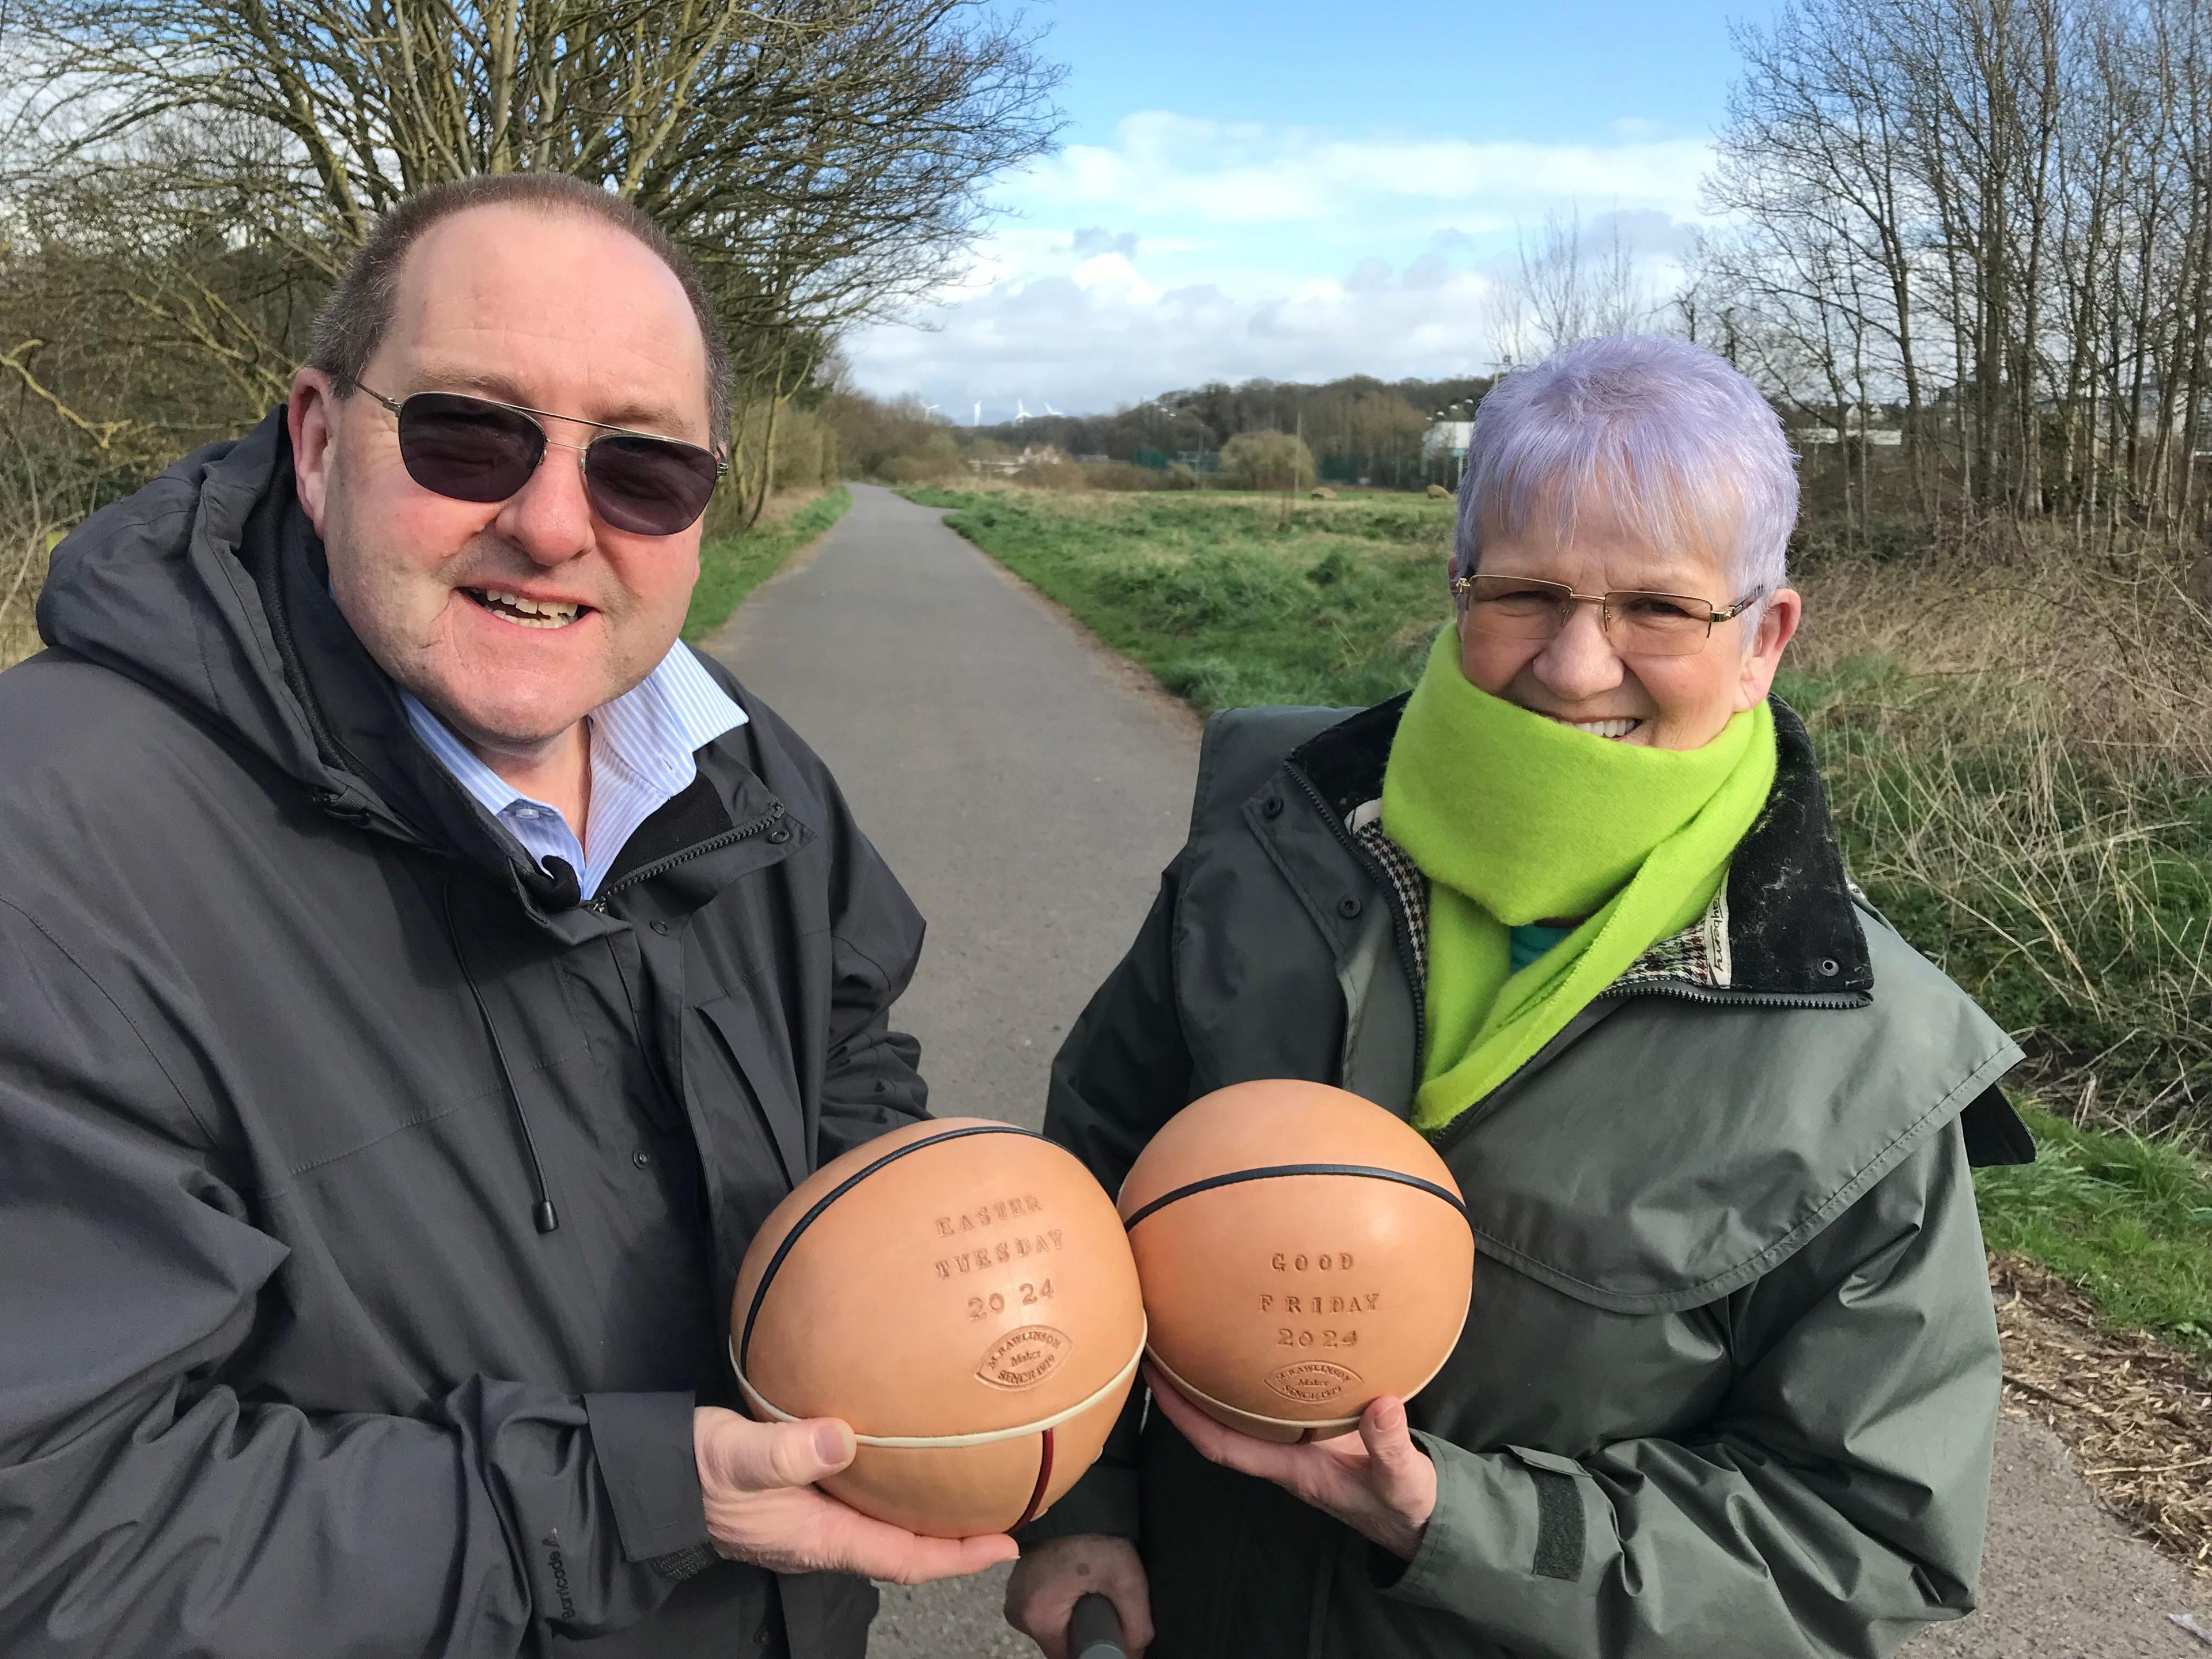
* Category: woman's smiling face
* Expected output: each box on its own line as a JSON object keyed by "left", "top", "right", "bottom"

{"left": 1456, "top": 491, "right": 1803, "bottom": 752}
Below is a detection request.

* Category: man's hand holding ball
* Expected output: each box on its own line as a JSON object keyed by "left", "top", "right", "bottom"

{"left": 694, "top": 1407, "right": 1018, "bottom": 1584}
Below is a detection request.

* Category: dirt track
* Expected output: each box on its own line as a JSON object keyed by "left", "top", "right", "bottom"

{"left": 710, "top": 483, "right": 2212, "bottom": 1658}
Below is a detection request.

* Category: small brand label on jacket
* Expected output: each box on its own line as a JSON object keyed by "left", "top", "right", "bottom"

{"left": 1264, "top": 1360, "right": 1361, "bottom": 1403}
{"left": 976, "top": 1325, "right": 1071, "bottom": 1389}
{"left": 540, "top": 1529, "right": 578, "bottom": 1622}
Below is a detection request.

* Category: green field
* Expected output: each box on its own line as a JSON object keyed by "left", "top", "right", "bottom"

{"left": 909, "top": 483, "right": 2212, "bottom": 1362}
{"left": 902, "top": 486, "right": 1456, "bottom": 708}
{"left": 681, "top": 486, "right": 853, "bottom": 645}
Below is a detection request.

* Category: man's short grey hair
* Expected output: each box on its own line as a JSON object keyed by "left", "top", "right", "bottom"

{"left": 305, "top": 173, "right": 732, "bottom": 446}
{"left": 1452, "top": 336, "right": 1797, "bottom": 609}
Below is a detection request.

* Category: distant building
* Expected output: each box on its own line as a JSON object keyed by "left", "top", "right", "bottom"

{"left": 970, "top": 443, "right": 1070, "bottom": 477}
{"left": 1422, "top": 421, "right": 1473, "bottom": 461}
{"left": 1797, "top": 426, "right": 1904, "bottom": 447}
{"left": 1422, "top": 421, "right": 1473, "bottom": 482}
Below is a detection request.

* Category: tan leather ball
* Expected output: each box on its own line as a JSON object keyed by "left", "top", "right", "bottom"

{"left": 731, "top": 1118, "right": 1145, "bottom": 1537}
{"left": 1119, "top": 1080, "right": 1474, "bottom": 1443}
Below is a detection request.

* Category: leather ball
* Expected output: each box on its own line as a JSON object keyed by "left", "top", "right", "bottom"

{"left": 1119, "top": 1081, "right": 1474, "bottom": 1443}
{"left": 732, "top": 1118, "right": 1145, "bottom": 1537}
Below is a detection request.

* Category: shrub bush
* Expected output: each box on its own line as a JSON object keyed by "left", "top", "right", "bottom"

{"left": 1221, "top": 430, "right": 1317, "bottom": 492}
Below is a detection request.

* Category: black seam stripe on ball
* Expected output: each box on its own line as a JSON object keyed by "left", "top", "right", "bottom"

{"left": 738, "top": 1123, "right": 1043, "bottom": 1370}
{"left": 1119, "top": 1164, "right": 1469, "bottom": 1232}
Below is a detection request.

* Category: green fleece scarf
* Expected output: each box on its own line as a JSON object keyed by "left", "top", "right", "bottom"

{"left": 1381, "top": 629, "right": 1777, "bottom": 1131}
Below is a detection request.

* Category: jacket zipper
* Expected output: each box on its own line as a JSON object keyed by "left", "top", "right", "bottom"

{"left": 1284, "top": 762, "right": 1427, "bottom": 1066}
{"left": 584, "top": 801, "right": 787, "bottom": 913}
{"left": 1592, "top": 980, "right": 1869, "bottom": 1013}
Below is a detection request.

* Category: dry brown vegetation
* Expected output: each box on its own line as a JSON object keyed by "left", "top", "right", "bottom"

{"left": 1995, "top": 1252, "right": 2212, "bottom": 1573}
{"left": 1793, "top": 529, "right": 2212, "bottom": 775}
{"left": 0, "top": 453, "right": 78, "bottom": 670}
{"left": 0, "top": 543, "right": 43, "bottom": 669}
{"left": 1787, "top": 528, "right": 2212, "bottom": 1131}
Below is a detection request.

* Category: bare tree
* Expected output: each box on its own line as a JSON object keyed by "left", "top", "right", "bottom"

{"left": 1486, "top": 208, "right": 1661, "bottom": 367}
{"left": 1, "top": 0, "right": 1061, "bottom": 520}
{"left": 1700, "top": 0, "right": 2212, "bottom": 538}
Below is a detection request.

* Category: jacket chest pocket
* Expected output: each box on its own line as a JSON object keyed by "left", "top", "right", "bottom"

{"left": 690, "top": 990, "right": 811, "bottom": 1192}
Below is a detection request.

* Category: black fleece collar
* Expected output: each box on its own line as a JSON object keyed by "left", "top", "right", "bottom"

{"left": 1287, "top": 691, "right": 1874, "bottom": 1000}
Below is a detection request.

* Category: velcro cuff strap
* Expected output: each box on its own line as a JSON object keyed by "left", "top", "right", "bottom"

{"left": 646, "top": 1543, "right": 721, "bottom": 1583}
{"left": 1527, "top": 1464, "right": 1585, "bottom": 1582}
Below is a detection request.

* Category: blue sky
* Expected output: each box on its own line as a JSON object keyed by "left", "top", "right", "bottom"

{"left": 841, "top": 0, "right": 1779, "bottom": 416}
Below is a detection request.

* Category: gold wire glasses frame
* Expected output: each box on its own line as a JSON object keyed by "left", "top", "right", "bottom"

{"left": 358, "top": 385, "right": 728, "bottom": 470}
{"left": 354, "top": 384, "right": 728, "bottom": 535}
{"left": 1450, "top": 573, "right": 1767, "bottom": 659}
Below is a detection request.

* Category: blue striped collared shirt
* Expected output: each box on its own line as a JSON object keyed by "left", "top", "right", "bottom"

{"left": 402, "top": 644, "right": 749, "bottom": 900}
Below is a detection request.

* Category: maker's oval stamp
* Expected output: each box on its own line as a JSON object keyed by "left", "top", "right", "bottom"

{"left": 976, "top": 1325, "right": 1072, "bottom": 1389}
{"left": 1264, "top": 1359, "right": 1361, "bottom": 1403}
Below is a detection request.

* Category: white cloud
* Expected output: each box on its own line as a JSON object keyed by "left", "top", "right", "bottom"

{"left": 843, "top": 112, "right": 1716, "bottom": 415}
{"left": 1069, "top": 226, "right": 1139, "bottom": 259}
{"left": 1017, "top": 113, "right": 1710, "bottom": 230}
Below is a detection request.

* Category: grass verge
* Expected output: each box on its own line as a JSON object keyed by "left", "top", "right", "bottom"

{"left": 910, "top": 483, "right": 2212, "bottom": 1368}
{"left": 681, "top": 486, "right": 851, "bottom": 645}
{"left": 914, "top": 486, "right": 1455, "bottom": 710}
{"left": 1978, "top": 1105, "right": 2212, "bottom": 1365}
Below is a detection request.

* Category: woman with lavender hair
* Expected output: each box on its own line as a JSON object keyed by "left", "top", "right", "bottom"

{"left": 1006, "top": 336, "right": 2031, "bottom": 1658}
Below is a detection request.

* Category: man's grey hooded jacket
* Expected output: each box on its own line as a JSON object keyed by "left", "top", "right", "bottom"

{"left": 0, "top": 413, "right": 917, "bottom": 1656}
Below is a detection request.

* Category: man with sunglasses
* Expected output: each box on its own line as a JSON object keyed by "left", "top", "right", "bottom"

{"left": 0, "top": 174, "right": 1011, "bottom": 1657}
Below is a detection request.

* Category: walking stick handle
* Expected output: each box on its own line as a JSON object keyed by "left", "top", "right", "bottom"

{"left": 1069, "top": 1591, "right": 1128, "bottom": 1659}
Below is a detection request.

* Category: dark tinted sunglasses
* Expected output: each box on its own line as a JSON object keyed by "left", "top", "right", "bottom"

{"left": 356, "top": 385, "right": 725, "bottom": 536}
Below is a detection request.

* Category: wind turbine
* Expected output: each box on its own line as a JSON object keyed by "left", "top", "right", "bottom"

{"left": 1013, "top": 399, "right": 1031, "bottom": 423}
{"left": 972, "top": 400, "right": 983, "bottom": 426}
{"left": 1044, "top": 402, "right": 1063, "bottom": 416}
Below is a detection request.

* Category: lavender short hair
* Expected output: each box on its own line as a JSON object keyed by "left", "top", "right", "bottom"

{"left": 1452, "top": 336, "right": 1797, "bottom": 611}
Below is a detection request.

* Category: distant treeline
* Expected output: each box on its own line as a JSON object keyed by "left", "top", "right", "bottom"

{"left": 959, "top": 372, "right": 1494, "bottom": 487}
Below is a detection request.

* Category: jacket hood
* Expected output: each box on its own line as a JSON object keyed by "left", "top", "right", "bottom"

{"left": 38, "top": 410, "right": 593, "bottom": 915}
{"left": 40, "top": 411, "right": 344, "bottom": 806}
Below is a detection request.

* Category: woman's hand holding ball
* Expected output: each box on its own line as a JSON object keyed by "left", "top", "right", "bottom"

{"left": 1145, "top": 1370, "right": 1437, "bottom": 1561}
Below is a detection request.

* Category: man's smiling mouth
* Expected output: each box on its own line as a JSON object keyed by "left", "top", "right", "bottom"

{"left": 463, "top": 588, "right": 588, "bottom": 629}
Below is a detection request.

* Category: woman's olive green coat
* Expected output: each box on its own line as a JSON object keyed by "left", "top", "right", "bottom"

{"left": 1025, "top": 696, "right": 2028, "bottom": 1659}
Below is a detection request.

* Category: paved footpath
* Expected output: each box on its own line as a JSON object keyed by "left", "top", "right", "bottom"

{"left": 711, "top": 483, "right": 2212, "bottom": 1659}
